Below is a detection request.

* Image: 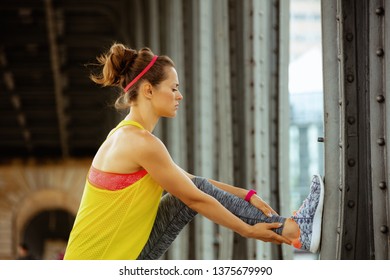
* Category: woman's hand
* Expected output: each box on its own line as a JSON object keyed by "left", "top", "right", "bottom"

{"left": 248, "top": 223, "right": 292, "bottom": 245}
{"left": 249, "top": 194, "right": 279, "bottom": 218}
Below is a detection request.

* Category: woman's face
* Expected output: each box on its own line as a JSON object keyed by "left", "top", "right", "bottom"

{"left": 150, "top": 67, "right": 183, "bottom": 118}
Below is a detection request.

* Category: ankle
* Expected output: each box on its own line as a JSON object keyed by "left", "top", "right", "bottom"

{"left": 281, "top": 218, "right": 300, "bottom": 241}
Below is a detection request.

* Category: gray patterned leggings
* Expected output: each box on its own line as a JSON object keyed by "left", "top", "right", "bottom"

{"left": 137, "top": 177, "right": 286, "bottom": 260}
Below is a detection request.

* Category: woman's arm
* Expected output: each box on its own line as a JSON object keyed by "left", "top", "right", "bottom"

{"left": 178, "top": 167, "right": 246, "bottom": 199}
{"left": 178, "top": 166, "right": 278, "bottom": 217}
{"left": 133, "top": 133, "right": 291, "bottom": 245}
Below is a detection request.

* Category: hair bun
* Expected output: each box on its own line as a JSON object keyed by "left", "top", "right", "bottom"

{"left": 90, "top": 43, "right": 139, "bottom": 87}
{"left": 121, "top": 49, "right": 138, "bottom": 74}
{"left": 108, "top": 44, "right": 137, "bottom": 76}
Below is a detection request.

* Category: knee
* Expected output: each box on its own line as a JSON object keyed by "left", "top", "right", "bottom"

{"left": 191, "top": 176, "right": 208, "bottom": 189}
{"left": 191, "top": 177, "right": 216, "bottom": 194}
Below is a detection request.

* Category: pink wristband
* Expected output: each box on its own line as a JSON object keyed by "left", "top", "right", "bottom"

{"left": 245, "top": 189, "right": 257, "bottom": 202}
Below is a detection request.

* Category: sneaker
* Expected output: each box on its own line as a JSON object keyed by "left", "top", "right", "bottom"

{"left": 291, "top": 174, "right": 325, "bottom": 253}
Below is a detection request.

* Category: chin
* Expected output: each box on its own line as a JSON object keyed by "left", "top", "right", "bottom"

{"left": 162, "top": 112, "right": 177, "bottom": 118}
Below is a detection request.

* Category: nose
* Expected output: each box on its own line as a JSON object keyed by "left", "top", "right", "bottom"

{"left": 176, "top": 91, "right": 183, "bottom": 100}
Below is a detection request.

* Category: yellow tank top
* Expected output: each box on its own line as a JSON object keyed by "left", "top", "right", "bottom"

{"left": 64, "top": 120, "right": 163, "bottom": 260}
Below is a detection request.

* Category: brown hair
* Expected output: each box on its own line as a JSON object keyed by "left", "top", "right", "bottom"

{"left": 90, "top": 43, "right": 175, "bottom": 109}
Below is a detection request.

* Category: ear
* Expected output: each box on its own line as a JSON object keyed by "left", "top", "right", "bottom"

{"left": 141, "top": 83, "right": 153, "bottom": 100}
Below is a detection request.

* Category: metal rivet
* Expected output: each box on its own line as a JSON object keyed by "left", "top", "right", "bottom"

{"left": 347, "top": 75, "right": 354, "bottom": 82}
{"left": 375, "top": 7, "right": 385, "bottom": 16}
{"left": 379, "top": 181, "right": 387, "bottom": 190}
{"left": 347, "top": 116, "right": 355, "bottom": 124}
{"left": 345, "top": 243, "right": 353, "bottom": 250}
{"left": 380, "top": 225, "right": 388, "bottom": 233}
{"left": 338, "top": 184, "right": 343, "bottom": 191}
{"left": 348, "top": 200, "right": 355, "bottom": 208}
{"left": 376, "top": 95, "right": 385, "bottom": 103}
{"left": 318, "top": 137, "right": 324, "bottom": 143}
{"left": 339, "top": 100, "right": 343, "bottom": 106}
{"left": 348, "top": 159, "right": 356, "bottom": 167}
{"left": 376, "top": 48, "right": 384, "bottom": 57}
{"left": 377, "top": 138, "right": 385, "bottom": 146}
{"left": 346, "top": 33, "right": 354, "bottom": 42}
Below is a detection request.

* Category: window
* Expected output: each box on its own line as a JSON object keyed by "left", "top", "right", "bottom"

{"left": 289, "top": 0, "right": 323, "bottom": 260}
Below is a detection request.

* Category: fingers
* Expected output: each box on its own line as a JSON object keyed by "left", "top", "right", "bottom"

{"left": 265, "top": 233, "right": 292, "bottom": 245}
{"left": 255, "top": 198, "right": 279, "bottom": 217}
{"left": 264, "top": 203, "right": 279, "bottom": 216}
{"left": 262, "top": 208, "right": 273, "bottom": 218}
{"left": 265, "top": 223, "right": 292, "bottom": 245}
{"left": 267, "top": 222, "right": 284, "bottom": 229}
{"left": 269, "top": 206, "right": 279, "bottom": 216}
{"left": 274, "top": 234, "right": 292, "bottom": 245}
{"left": 257, "top": 202, "right": 273, "bottom": 217}
{"left": 251, "top": 222, "right": 293, "bottom": 245}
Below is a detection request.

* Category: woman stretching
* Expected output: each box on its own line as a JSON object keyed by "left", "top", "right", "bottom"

{"left": 64, "top": 43, "right": 324, "bottom": 260}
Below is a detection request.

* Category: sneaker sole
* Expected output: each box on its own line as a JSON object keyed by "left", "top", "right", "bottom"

{"left": 309, "top": 174, "right": 325, "bottom": 253}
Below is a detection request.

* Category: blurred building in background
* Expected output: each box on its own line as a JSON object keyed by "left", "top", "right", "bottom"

{"left": 289, "top": 0, "right": 323, "bottom": 216}
{"left": 289, "top": 0, "right": 323, "bottom": 259}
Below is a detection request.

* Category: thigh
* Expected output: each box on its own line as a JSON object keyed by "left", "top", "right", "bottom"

{"left": 137, "top": 191, "right": 197, "bottom": 260}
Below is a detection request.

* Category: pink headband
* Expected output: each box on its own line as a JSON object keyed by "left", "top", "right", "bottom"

{"left": 124, "top": 55, "right": 158, "bottom": 92}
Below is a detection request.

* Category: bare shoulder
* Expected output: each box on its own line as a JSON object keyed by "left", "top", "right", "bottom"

{"left": 118, "top": 126, "right": 169, "bottom": 161}
{"left": 133, "top": 131, "right": 169, "bottom": 159}
{"left": 93, "top": 125, "right": 168, "bottom": 173}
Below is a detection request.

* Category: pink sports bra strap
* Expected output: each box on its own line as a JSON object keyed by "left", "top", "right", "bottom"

{"left": 88, "top": 166, "right": 148, "bottom": 191}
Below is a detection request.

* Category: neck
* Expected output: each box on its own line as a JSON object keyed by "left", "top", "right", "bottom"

{"left": 125, "top": 107, "right": 159, "bottom": 133}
